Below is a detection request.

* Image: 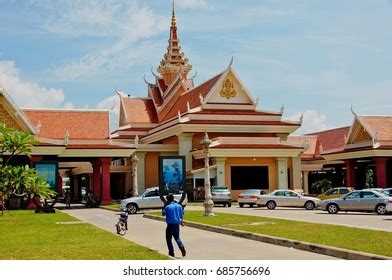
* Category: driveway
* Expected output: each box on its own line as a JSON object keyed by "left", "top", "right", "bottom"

{"left": 60, "top": 207, "right": 337, "bottom": 260}
{"left": 186, "top": 205, "right": 392, "bottom": 232}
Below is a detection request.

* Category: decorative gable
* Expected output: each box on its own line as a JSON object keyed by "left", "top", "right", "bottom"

{"left": 346, "top": 119, "right": 373, "bottom": 144}
{"left": 203, "top": 69, "right": 256, "bottom": 105}
{"left": 0, "top": 90, "right": 35, "bottom": 133}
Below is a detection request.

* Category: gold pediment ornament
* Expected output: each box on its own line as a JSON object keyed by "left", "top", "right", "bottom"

{"left": 220, "top": 79, "right": 236, "bottom": 99}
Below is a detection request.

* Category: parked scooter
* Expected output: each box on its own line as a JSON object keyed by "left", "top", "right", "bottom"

{"left": 115, "top": 211, "right": 129, "bottom": 235}
{"left": 85, "top": 192, "right": 101, "bottom": 208}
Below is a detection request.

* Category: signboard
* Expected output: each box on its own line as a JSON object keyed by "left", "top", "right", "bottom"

{"left": 158, "top": 156, "right": 186, "bottom": 195}
{"left": 35, "top": 162, "right": 58, "bottom": 191}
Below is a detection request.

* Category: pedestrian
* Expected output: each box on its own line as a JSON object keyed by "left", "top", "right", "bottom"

{"left": 162, "top": 193, "right": 186, "bottom": 258}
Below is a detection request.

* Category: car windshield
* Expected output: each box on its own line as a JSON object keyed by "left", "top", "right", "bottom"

{"left": 212, "top": 187, "right": 229, "bottom": 192}
{"left": 242, "top": 189, "right": 259, "bottom": 194}
{"left": 140, "top": 189, "right": 158, "bottom": 197}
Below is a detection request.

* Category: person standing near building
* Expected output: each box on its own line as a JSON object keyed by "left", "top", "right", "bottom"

{"left": 162, "top": 194, "right": 186, "bottom": 258}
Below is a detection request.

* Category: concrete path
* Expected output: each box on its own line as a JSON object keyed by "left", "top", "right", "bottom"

{"left": 186, "top": 205, "right": 392, "bottom": 232}
{"left": 60, "top": 207, "right": 337, "bottom": 260}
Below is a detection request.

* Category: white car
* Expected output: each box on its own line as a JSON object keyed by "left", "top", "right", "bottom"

{"left": 387, "top": 200, "right": 392, "bottom": 213}
{"left": 238, "top": 189, "right": 267, "bottom": 208}
{"left": 120, "top": 187, "right": 187, "bottom": 214}
{"left": 257, "top": 190, "right": 321, "bottom": 210}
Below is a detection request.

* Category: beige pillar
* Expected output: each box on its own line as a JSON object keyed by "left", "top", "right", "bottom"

{"left": 177, "top": 133, "right": 194, "bottom": 171}
{"left": 303, "top": 171, "right": 309, "bottom": 194}
{"left": 276, "top": 157, "right": 288, "bottom": 190}
{"left": 292, "top": 155, "right": 302, "bottom": 190}
{"left": 135, "top": 152, "right": 146, "bottom": 194}
{"left": 213, "top": 158, "right": 227, "bottom": 187}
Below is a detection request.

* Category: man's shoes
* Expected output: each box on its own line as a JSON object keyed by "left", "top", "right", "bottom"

{"left": 169, "top": 252, "right": 175, "bottom": 257}
{"left": 179, "top": 246, "right": 186, "bottom": 257}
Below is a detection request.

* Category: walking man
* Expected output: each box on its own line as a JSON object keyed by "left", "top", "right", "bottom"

{"left": 162, "top": 194, "right": 186, "bottom": 258}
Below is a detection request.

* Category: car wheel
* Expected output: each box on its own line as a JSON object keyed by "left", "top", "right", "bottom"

{"left": 327, "top": 203, "right": 339, "bottom": 214}
{"left": 228, "top": 203, "right": 232, "bottom": 207}
{"left": 305, "top": 201, "right": 315, "bottom": 210}
{"left": 376, "top": 204, "right": 387, "bottom": 215}
{"left": 127, "top": 203, "right": 138, "bottom": 214}
{"left": 239, "top": 203, "right": 244, "bottom": 208}
{"left": 266, "top": 201, "right": 276, "bottom": 210}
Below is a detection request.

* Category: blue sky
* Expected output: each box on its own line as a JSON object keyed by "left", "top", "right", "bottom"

{"left": 1, "top": 0, "right": 392, "bottom": 133}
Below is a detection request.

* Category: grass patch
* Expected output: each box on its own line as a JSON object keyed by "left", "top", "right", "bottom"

{"left": 0, "top": 210, "right": 169, "bottom": 260}
{"left": 152, "top": 210, "right": 392, "bottom": 257}
{"left": 101, "top": 203, "right": 121, "bottom": 211}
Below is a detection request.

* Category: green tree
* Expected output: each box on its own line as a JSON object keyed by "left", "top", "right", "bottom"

{"left": 0, "top": 123, "right": 56, "bottom": 201}
{"left": 311, "top": 179, "right": 333, "bottom": 194}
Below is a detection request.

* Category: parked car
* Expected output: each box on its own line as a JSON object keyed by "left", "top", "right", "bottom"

{"left": 362, "top": 188, "right": 384, "bottom": 193}
{"left": 317, "top": 187, "right": 353, "bottom": 200}
{"left": 120, "top": 187, "right": 187, "bottom": 214}
{"left": 211, "top": 186, "right": 232, "bottom": 207}
{"left": 320, "top": 190, "right": 391, "bottom": 215}
{"left": 256, "top": 190, "right": 321, "bottom": 210}
{"left": 382, "top": 188, "right": 392, "bottom": 197}
{"left": 238, "top": 189, "right": 267, "bottom": 208}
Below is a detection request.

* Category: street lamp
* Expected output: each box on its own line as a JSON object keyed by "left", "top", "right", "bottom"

{"left": 200, "top": 131, "right": 214, "bottom": 216}
{"left": 131, "top": 154, "right": 139, "bottom": 197}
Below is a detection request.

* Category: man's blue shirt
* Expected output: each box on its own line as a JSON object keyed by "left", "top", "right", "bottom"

{"left": 162, "top": 202, "right": 184, "bottom": 224}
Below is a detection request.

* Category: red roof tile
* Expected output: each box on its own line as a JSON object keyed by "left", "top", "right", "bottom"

{"left": 23, "top": 109, "right": 109, "bottom": 140}
{"left": 307, "top": 126, "right": 351, "bottom": 154}
{"left": 359, "top": 116, "right": 392, "bottom": 141}
{"left": 149, "top": 85, "right": 163, "bottom": 106}
{"left": 163, "top": 72, "right": 224, "bottom": 121}
{"left": 121, "top": 97, "right": 158, "bottom": 124}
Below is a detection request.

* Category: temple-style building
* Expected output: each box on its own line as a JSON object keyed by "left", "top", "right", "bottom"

{"left": 110, "top": 5, "right": 304, "bottom": 199}
{"left": 2, "top": 5, "right": 390, "bottom": 205}
{"left": 290, "top": 114, "right": 392, "bottom": 193}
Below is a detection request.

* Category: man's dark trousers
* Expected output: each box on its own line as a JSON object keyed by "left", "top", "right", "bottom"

{"left": 166, "top": 223, "right": 184, "bottom": 256}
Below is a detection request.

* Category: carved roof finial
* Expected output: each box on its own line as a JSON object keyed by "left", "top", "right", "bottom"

{"left": 134, "top": 135, "right": 139, "bottom": 147}
{"left": 280, "top": 104, "right": 285, "bottom": 114}
{"left": 171, "top": 0, "right": 176, "bottom": 27}
{"left": 299, "top": 113, "right": 304, "bottom": 123}
{"left": 187, "top": 101, "right": 191, "bottom": 112}
{"left": 350, "top": 104, "right": 357, "bottom": 117}
{"left": 64, "top": 131, "right": 70, "bottom": 145}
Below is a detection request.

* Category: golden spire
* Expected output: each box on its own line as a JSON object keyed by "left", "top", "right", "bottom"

{"left": 171, "top": 0, "right": 176, "bottom": 26}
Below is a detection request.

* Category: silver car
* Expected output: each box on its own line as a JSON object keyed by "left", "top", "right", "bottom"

{"left": 238, "top": 189, "right": 267, "bottom": 208}
{"left": 211, "top": 186, "right": 232, "bottom": 207}
{"left": 320, "top": 190, "right": 390, "bottom": 215}
{"left": 120, "top": 187, "right": 187, "bottom": 214}
{"left": 257, "top": 190, "right": 321, "bottom": 210}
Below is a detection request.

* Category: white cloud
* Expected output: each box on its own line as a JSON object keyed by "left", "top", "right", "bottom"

{"left": 287, "top": 110, "right": 330, "bottom": 135}
{"left": 0, "top": 60, "right": 71, "bottom": 108}
{"left": 176, "top": 0, "right": 210, "bottom": 9}
{"left": 33, "top": 1, "right": 167, "bottom": 80}
{"left": 97, "top": 94, "right": 120, "bottom": 131}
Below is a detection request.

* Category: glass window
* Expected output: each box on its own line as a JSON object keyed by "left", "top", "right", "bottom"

{"left": 274, "top": 191, "right": 286, "bottom": 196}
{"left": 285, "top": 191, "right": 298, "bottom": 197}
{"left": 362, "top": 191, "right": 378, "bottom": 198}
{"left": 326, "top": 189, "right": 338, "bottom": 195}
{"left": 339, "top": 189, "right": 349, "bottom": 194}
{"left": 145, "top": 190, "right": 159, "bottom": 197}
{"left": 345, "top": 191, "right": 361, "bottom": 199}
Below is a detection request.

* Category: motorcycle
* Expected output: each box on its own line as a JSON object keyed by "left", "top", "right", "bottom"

{"left": 85, "top": 193, "right": 101, "bottom": 208}
{"left": 115, "top": 211, "right": 128, "bottom": 235}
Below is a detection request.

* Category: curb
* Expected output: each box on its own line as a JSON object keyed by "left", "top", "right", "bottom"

{"left": 143, "top": 214, "right": 391, "bottom": 260}
{"left": 100, "top": 206, "right": 121, "bottom": 212}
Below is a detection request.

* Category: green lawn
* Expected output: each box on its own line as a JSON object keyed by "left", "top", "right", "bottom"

{"left": 0, "top": 210, "right": 169, "bottom": 260}
{"left": 153, "top": 211, "right": 392, "bottom": 257}
{"left": 100, "top": 203, "right": 121, "bottom": 211}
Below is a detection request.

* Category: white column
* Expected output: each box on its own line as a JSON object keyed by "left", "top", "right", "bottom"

{"left": 177, "top": 133, "right": 194, "bottom": 171}
{"left": 292, "top": 155, "right": 302, "bottom": 190}
{"left": 276, "top": 157, "right": 288, "bottom": 190}
{"left": 135, "top": 152, "right": 146, "bottom": 195}
{"left": 213, "top": 158, "right": 227, "bottom": 187}
{"left": 303, "top": 171, "right": 309, "bottom": 194}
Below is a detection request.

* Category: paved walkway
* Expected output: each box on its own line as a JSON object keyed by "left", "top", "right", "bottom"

{"left": 186, "top": 205, "right": 392, "bottom": 232}
{"left": 60, "top": 208, "right": 337, "bottom": 260}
